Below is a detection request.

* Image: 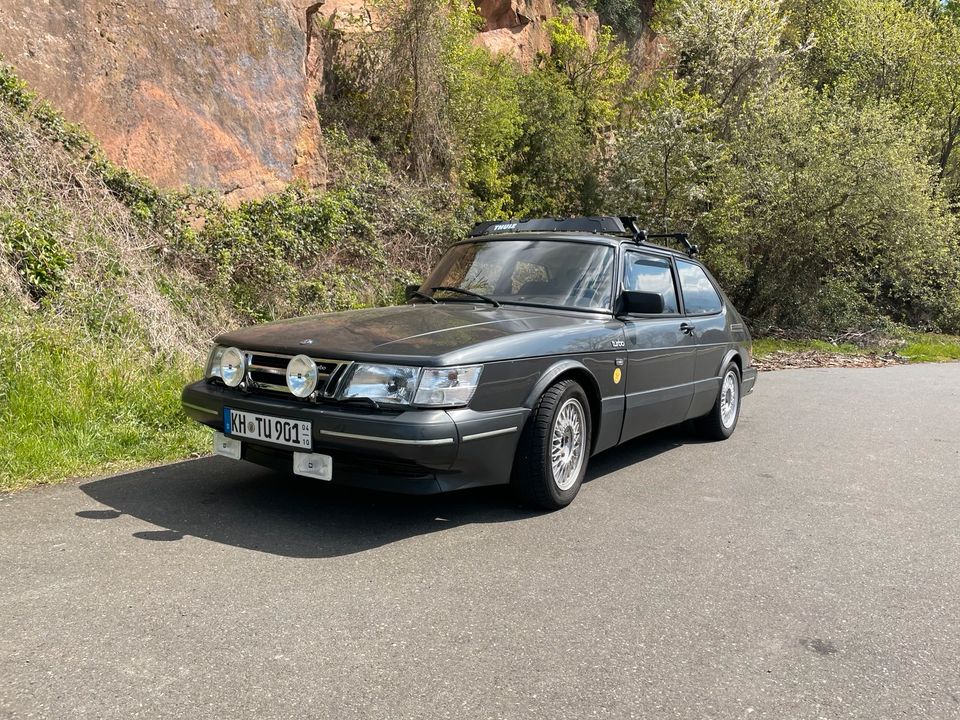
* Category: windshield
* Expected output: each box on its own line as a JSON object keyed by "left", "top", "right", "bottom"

{"left": 420, "top": 240, "right": 616, "bottom": 312}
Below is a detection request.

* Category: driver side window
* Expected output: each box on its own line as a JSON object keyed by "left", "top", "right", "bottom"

{"left": 623, "top": 252, "right": 680, "bottom": 314}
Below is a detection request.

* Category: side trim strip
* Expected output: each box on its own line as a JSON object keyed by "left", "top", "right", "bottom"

{"left": 183, "top": 401, "right": 218, "bottom": 416}
{"left": 461, "top": 426, "right": 519, "bottom": 442}
{"left": 623, "top": 376, "right": 723, "bottom": 399}
{"left": 318, "top": 429, "right": 455, "bottom": 446}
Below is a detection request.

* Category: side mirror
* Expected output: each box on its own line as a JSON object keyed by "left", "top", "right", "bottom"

{"left": 621, "top": 291, "right": 664, "bottom": 315}
{"left": 405, "top": 283, "right": 422, "bottom": 302}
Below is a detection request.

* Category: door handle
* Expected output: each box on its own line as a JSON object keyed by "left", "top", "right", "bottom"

{"left": 680, "top": 322, "right": 696, "bottom": 335}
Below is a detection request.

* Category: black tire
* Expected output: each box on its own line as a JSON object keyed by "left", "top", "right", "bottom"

{"left": 695, "top": 362, "right": 741, "bottom": 440}
{"left": 511, "top": 379, "right": 592, "bottom": 510}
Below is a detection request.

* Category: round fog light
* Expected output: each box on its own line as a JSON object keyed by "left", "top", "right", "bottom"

{"left": 219, "top": 347, "right": 246, "bottom": 387}
{"left": 287, "top": 354, "right": 318, "bottom": 398}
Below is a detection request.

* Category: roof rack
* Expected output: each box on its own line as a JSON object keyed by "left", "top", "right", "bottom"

{"left": 618, "top": 216, "right": 699, "bottom": 257}
{"left": 469, "top": 215, "right": 700, "bottom": 257}
{"left": 469, "top": 216, "right": 627, "bottom": 237}
{"left": 647, "top": 232, "right": 700, "bottom": 258}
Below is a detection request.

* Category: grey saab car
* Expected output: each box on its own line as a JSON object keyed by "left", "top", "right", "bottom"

{"left": 182, "top": 216, "right": 757, "bottom": 509}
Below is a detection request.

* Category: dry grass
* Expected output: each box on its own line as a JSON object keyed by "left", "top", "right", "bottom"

{"left": 0, "top": 102, "right": 228, "bottom": 490}
{"left": 0, "top": 104, "right": 233, "bottom": 355}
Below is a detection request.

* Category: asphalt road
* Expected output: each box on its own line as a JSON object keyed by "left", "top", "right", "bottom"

{"left": 2, "top": 364, "right": 959, "bottom": 719}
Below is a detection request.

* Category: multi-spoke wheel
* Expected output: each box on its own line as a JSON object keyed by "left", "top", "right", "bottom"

{"left": 551, "top": 398, "right": 587, "bottom": 491}
{"left": 695, "top": 362, "right": 742, "bottom": 440}
{"left": 512, "top": 379, "right": 592, "bottom": 510}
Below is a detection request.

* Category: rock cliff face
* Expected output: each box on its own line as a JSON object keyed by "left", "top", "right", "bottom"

{"left": 0, "top": 0, "right": 634, "bottom": 198}
{"left": 0, "top": 0, "right": 326, "bottom": 200}
{"left": 474, "top": 0, "right": 600, "bottom": 67}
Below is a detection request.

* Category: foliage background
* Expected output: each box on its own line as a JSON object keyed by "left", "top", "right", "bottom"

{"left": 316, "top": 0, "right": 960, "bottom": 335}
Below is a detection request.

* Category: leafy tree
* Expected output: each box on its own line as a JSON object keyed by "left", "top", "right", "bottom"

{"left": 508, "top": 68, "right": 590, "bottom": 215}
{"left": 604, "top": 75, "right": 723, "bottom": 230}
{"left": 545, "top": 14, "right": 633, "bottom": 133}
{"left": 789, "top": 0, "right": 960, "bottom": 195}
{"left": 666, "top": 0, "right": 807, "bottom": 111}
{"left": 604, "top": 0, "right": 649, "bottom": 36}
{"left": 444, "top": 8, "right": 522, "bottom": 215}
{"left": 606, "top": 0, "right": 960, "bottom": 333}
{"left": 703, "top": 88, "right": 960, "bottom": 331}
{"left": 503, "top": 12, "right": 633, "bottom": 215}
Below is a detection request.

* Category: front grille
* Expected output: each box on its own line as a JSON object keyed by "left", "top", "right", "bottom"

{"left": 243, "top": 350, "right": 350, "bottom": 399}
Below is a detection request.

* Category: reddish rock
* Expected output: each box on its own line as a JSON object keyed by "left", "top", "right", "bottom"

{"left": 0, "top": 0, "right": 326, "bottom": 200}
{"left": 0, "top": 0, "right": 630, "bottom": 197}
{"left": 313, "top": 0, "right": 604, "bottom": 70}
{"left": 474, "top": 0, "right": 599, "bottom": 68}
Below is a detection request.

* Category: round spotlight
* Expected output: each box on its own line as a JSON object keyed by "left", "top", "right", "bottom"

{"left": 219, "top": 347, "right": 246, "bottom": 388}
{"left": 286, "top": 354, "right": 318, "bottom": 398}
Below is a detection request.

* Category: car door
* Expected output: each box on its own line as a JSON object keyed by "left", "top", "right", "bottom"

{"left": 674, "top": 258, "right": 729, "bottom": 419}
{"left": 619, "top": 249, "right": 698, "bottom": 442}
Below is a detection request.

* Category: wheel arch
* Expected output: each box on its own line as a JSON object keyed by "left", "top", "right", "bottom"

{"left": 719, "top": 348, "right": 743, "bottom": 377}
{"left": 523, "top": 360, "right": 603, "bottom": 453}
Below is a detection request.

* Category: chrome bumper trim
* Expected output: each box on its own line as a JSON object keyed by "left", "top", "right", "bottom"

{"left": 318, "top": 429, "right": 455, "bottom": 446}
{"left": 461, "top": 426, "right": 519, "bottom": 442}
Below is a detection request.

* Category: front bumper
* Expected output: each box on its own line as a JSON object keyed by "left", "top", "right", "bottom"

{"left": 181, "top": 381, "right": 528, "bottom": 493}
{"left": 742, "top": 366, "right": 758, "bottom": 395}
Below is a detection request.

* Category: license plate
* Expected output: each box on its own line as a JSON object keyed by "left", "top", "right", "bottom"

{"left": 224, "top": 408, "right": 312, "bottom": 450}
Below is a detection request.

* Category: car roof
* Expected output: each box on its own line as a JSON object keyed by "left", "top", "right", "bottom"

{"left": 454, "top": 232, "right": 696, "bottom": 260}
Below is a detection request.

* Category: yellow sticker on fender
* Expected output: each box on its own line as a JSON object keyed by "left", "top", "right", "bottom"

{"left": 613, "top": 367, "right": 622, "bottom": 384}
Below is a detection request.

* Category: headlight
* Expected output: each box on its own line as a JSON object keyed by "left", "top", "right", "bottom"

{"left": 340, "top": 364, "right": 420, "bottom": 405}
{"left": 286, "top": 354, "right": 318, "bottom": 398}
{"left": 414, "top": 366, "right": 482, "bottom": 407}
{"left": 219, "top": 346, "right": 246, "bottom": 388}
{"left": 205, "top": 345, "right": 226, "bottom": 379}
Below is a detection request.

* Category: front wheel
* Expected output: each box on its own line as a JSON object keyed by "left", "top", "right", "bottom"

{"left": 695, "top": 363, "right": 741, "bottom": 440}
{"left": 511, "top": 379, "right": 592, "bottom": 510}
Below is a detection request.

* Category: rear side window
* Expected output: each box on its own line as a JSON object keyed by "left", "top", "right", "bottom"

{"left": 676, "top": 260, "right": 723, "bottom": 315}
{"left": 623, "top": 252, "right": 679, "bottom": 314}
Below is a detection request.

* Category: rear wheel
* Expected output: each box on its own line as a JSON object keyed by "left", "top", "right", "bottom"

{"left": 695, "top": 362, "right": 741, "bottom": 440}
{"left": 511, "top": 379, "right": 592, "bottom": 510}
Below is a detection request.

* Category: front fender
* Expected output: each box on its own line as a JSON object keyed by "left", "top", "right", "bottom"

{"left": 520, "top": 358, "right": 623, "bottom": 455}
{"left": 522, "top": 359, "right": 601, "bottom": 409}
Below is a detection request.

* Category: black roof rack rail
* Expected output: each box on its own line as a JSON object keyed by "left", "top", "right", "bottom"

{"left": 617, "top": 217, "right": 700, "bottom": 257}
{"left": 468, "top": 215, "right": 700, "bottom": 257}
{"left": 469, "top": 216, "right": 627, "bottom": 237}
{"left": 645, "top": 232, "right": 700, "bottom": 258}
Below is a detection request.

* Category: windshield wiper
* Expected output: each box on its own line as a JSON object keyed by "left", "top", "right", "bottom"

{"left": 430, "top": 286, "right": 501, "bottom": 308}
{"left": 408, "top": 290, "right": 438, "bottom": 304}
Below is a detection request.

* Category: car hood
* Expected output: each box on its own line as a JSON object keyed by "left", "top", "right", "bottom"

{"left": 215, "top": 303, "right": 613, "bottom": 364}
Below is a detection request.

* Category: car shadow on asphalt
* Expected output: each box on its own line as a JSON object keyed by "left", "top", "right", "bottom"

{"left": 77, "top": 426, "right": 695, "bottom": 558}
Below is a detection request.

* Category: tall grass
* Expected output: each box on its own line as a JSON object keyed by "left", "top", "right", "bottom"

{"left": 0, "top": 311, "right": 208, "bottom": 491}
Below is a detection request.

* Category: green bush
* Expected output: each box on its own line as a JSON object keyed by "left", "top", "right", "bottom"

{"left": 320, "top": 4, "right": 632, "bottom": 218}
{"left": 0, "top": 204, "right": 71, "bottom": 300}
{"left": 187, "top": 185, "right": 372, "bottom": 321}
{"left": 604, "top": 0, "right": 960, "bottom": 334}
{"left": 509, "top": 68, "right": 591, "bottom": 215}
{"left": 175, "top": 133, "right": 468, "bottom": 321}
